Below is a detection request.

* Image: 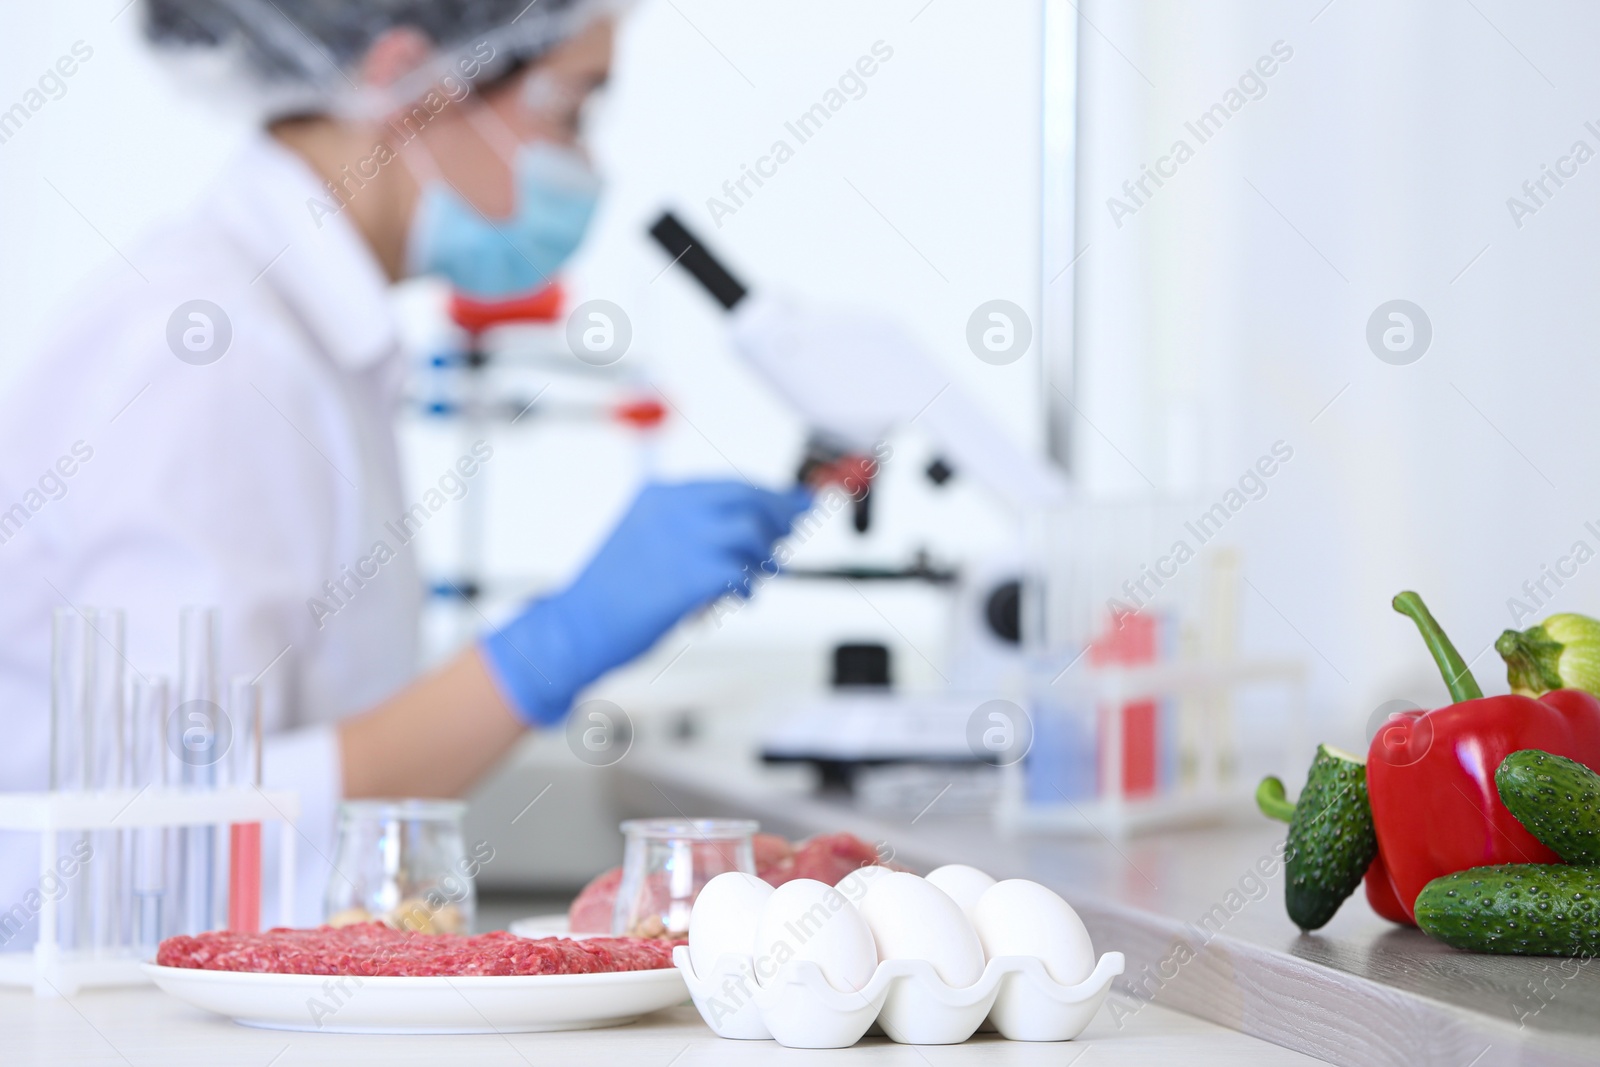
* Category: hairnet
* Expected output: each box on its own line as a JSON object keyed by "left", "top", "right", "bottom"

{"left": 142, "top": 0, "right": 621, "bottom": 119}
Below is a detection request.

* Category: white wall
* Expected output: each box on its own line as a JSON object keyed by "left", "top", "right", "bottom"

{"left": 1074, "top": 0, "right": 1600, "bottom": 749}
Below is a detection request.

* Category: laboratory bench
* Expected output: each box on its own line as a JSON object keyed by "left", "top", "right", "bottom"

{"left": 0, "top": 983, "right": 1321, "bottom": 1066}
{"left": 8, "top": 740, "right": 1598, "bottom": 1065}
{"left": 607, "top": 741, "right": 1600, "bottom": 1067}
{"left": 0, "top": 892, "right": 1316, "bottom": 1065}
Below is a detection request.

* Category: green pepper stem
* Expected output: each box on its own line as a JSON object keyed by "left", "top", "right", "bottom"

{"left": 1393, "top": 591, "right": 1484, "bottom": 703}
{"left": 1495, "top": 626, "right": 1563, "bottom": 696}
{"left": 1256, "top": 776, "right": 1296, "bottom": 822}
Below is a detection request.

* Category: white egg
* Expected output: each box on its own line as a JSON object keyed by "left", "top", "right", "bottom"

{"left": 972, "top": 879, "right": 1095, "bottom": 985}
{"left": 924, "top": 864, "right": 996, "bottom": 925}
{"left": 857, "top": 872, "right": 985, "bottom": 986}
{"left": 688, "top": 871, "right": 772, "bottom": 978}
{"left": 754, "top": 878, "right": 878, "bottom": 991}
{"left": 832, "top": 859, "right": 891, "bottom": 907}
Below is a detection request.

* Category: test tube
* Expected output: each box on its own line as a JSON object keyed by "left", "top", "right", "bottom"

{"left": 131, "top": 676, "right": 169, "bottom": 957}
{"left": 177, "top": 606, "right": 219, "bottom": 934}
{"left": 84, "top": 608, "right": 126, "bottom": 956}
{"left": 50, "top": 608, "right": 88, "bottom": 790}
{"left": 49, "top": 608, "right": 90, "bottom": 952}
{"left": 227, "top": 677, "right": 262, "bottom": 933}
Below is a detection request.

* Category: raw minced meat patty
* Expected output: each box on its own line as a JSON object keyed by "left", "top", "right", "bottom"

{"left": 155, "top": 922, "right": 680, "bottom": 977}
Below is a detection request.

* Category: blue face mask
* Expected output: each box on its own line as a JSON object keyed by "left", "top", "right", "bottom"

{"left": 406, "top": 142, "right": 600, "bottom": 299}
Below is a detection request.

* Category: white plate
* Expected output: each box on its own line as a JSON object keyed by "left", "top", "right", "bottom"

{"left": 508, "top": 913, "right": 601, "bottom": 940}
{"left": 142, "top": 963, "right": 689, "bottom": 1035}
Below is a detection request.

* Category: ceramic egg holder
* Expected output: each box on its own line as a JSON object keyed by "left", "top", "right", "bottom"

{"left": 674, "top": 945, "right": 1125, "bottom": 1048}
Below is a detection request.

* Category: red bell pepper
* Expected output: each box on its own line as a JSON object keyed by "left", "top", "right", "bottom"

{"left": 1362, "top": 854, "right": 1411, "bottom": 925}
{"left": 1365, "top": 592, "right": 1600, "bottom": 923}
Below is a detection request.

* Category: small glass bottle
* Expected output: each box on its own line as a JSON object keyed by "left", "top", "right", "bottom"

{"left": 612, "top": 818, "right": 757, "bottom": 938}
{"left": 325, "top": 799, "right": 476, "bottom": 934}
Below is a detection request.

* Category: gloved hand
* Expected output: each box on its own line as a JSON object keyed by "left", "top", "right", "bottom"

{"left": 480, "top": 480, "right": 813, "bottom": 725}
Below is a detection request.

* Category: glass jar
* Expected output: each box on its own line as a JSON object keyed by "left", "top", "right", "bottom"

{"left": 612, "top": 818, "right": 758, "bottom": 938}
{"left": 325, "top": 799, "right": 477, "bottom": 934}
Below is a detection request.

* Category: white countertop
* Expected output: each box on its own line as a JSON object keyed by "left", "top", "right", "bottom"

{"left": 1, "top": 985, "right": 1325, "bottom": 1065}
{"left": 611, "top": 744, "right": 1600, "bottom": 1066}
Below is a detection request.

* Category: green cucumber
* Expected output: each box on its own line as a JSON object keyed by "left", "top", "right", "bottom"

{"left": 1415, "top": 864, "right": 1600, "bottom": 955}
{"left": 1496, "top": 750, "right": 1600, "bottom": 865}
{"left": 1282, "top": 744, "right": 1378, "bottom": 931}
{"left": 1256, "top": 776, "right": 1294, "bottom": 823}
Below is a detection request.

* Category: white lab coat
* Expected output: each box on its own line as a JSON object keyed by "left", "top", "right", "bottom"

{"left": 0, "top": 135, "right": 422, "bottom": 933}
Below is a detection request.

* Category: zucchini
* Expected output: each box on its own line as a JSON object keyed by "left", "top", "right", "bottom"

{"left": 1281, "top": 744, "right": 1378, "bottom": 931}
{"left": 1415, "top": 864, "right": 1600, "bottom": 955}
{"left": 1496, "top": 749, "right": 1600, "bottom": 865}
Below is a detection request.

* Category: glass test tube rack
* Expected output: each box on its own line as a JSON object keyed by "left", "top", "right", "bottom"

{"left": 995, "top": 657, "right": 1307, "bottom": 837}
{"left": 1000, "top": 497, "right": 1308, "bottom": 837}
{"left": 0, "top": 787, "right": 298, "bottom": 997}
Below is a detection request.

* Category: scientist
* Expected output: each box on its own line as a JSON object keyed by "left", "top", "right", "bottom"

{"left": 0, "top": 0, "right": 807, "bottom": 927}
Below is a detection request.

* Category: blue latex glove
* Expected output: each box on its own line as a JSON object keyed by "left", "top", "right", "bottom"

{"left": 481, "top": 480, "right": 813, "bottom": 725}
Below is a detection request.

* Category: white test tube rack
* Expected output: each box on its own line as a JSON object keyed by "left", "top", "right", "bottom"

{"left": 0, "top": 786, "right": 298, "bottom": 997}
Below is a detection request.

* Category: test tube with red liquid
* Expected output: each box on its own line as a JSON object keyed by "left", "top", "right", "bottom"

{"left": 227, "top": 677, "right": 261, "bottom": 933}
